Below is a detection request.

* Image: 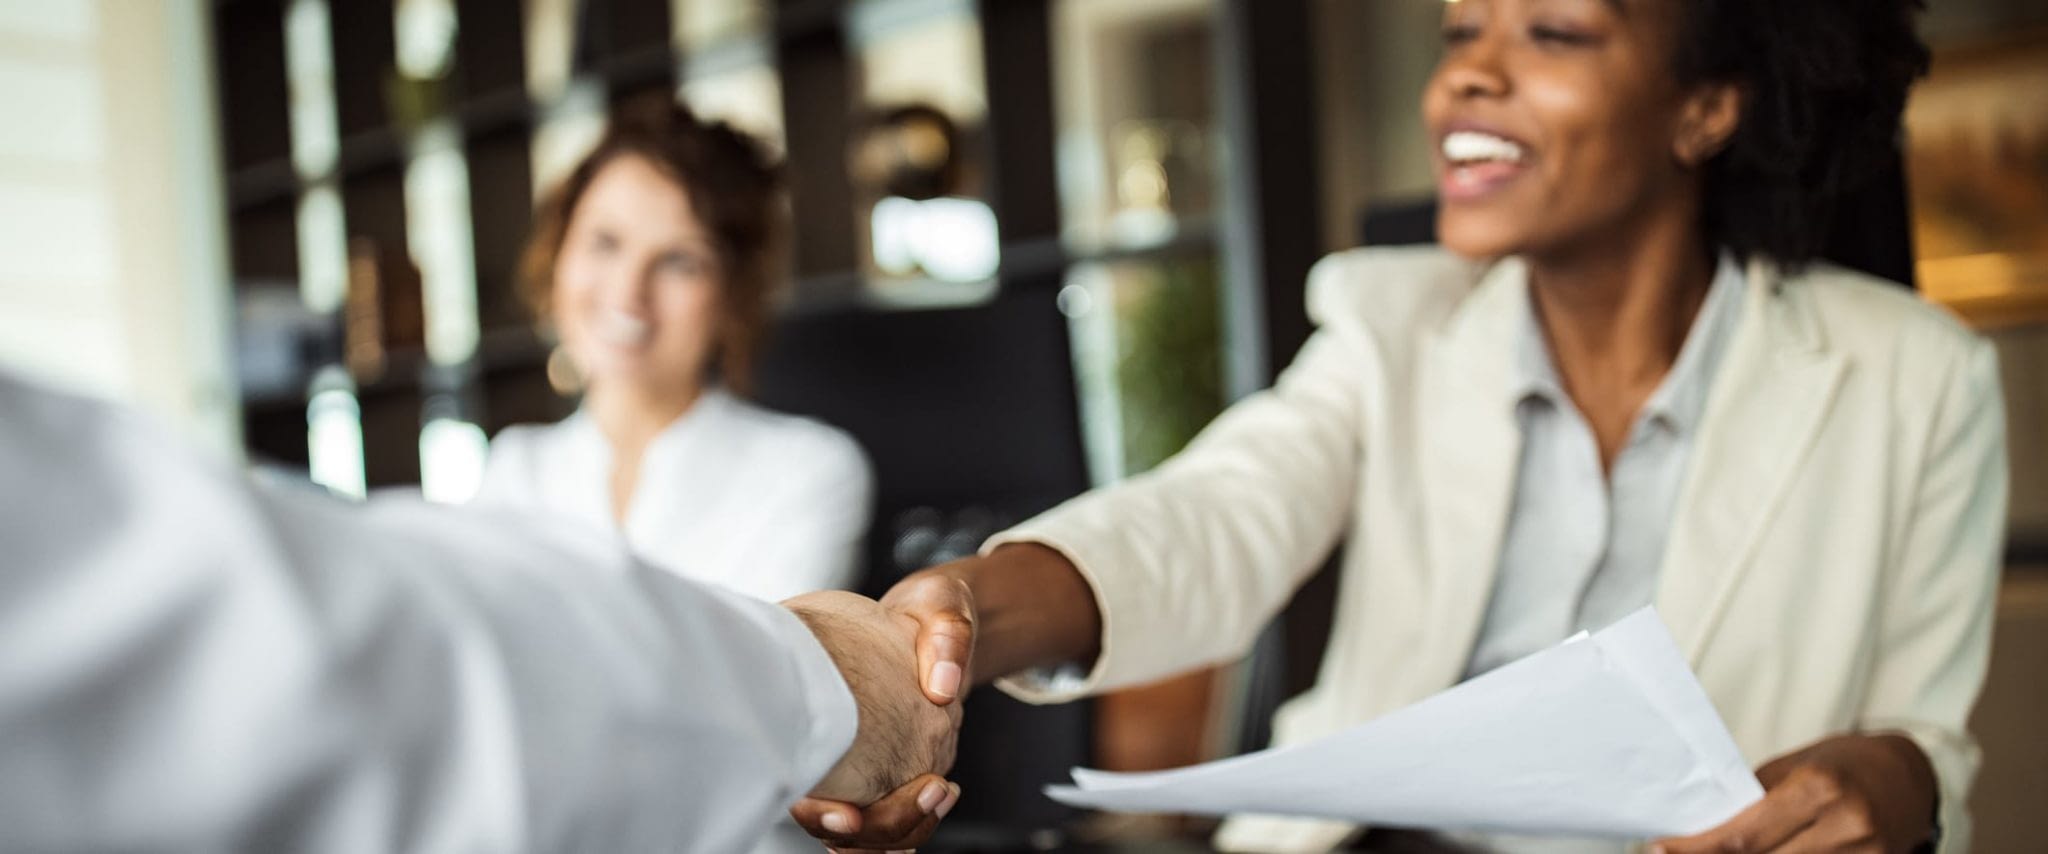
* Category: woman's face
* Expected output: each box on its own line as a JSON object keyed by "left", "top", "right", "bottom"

{"left": 553, "top": 153, "right": 724, "bottom": 398}
{"left": 1422, "top": 0, "right": 1731, "bottom": 260}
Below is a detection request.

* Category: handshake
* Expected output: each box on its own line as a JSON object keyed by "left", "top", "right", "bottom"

{"left": 781, "top": 574, "right": 977, "bottom": 852}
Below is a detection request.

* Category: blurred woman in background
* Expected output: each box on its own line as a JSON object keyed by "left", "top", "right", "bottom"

{"left": 474, "top": 101, "right": 873, "bottom": 604}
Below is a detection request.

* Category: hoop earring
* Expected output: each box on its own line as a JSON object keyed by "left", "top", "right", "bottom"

{"left": 545, "top": 345, "right": 585, "bottom": 396}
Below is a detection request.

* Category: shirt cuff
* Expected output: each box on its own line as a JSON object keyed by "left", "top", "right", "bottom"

{"left": 757, "top": 603, "right": 860, "bottom": 797}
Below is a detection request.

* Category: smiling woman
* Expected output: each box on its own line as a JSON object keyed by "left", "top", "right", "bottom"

{"left": 1417, "top": 0, "right": 1931, "bottom": 466}
{"left": 1425, "top": 0, "right": 1927, "bottom": 271}
{"left": 469, "top": 99, "right": 875, "bottom": 613}
{"left": 790, "top": 1, "right": 2010, "bottom": 853}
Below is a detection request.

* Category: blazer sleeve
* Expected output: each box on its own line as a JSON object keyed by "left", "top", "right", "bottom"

{"left": 1858, "top": 338, "right": 2007, "bottom": 852}
{"left": 988, "top": 255, "right": 1372, "bottom": 703}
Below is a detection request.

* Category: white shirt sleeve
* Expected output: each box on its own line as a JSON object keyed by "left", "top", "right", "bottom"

{"left": 0, "top": 375, "right": 857, "bottom": 853}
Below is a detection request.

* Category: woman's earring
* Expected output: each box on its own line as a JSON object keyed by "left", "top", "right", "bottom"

{"left": 546, "top": 345, "right": 585, "bottom": 396}
{"left": 1682, "top": 133, "right": 1730, "bottom": 168}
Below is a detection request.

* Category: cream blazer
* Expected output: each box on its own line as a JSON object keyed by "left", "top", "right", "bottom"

{"left": 989, "top": 247, "right": 2008, "bottom": 852}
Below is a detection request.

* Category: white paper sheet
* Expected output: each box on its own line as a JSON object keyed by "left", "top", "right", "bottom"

{"left": 1045, "top": 607, "right": 1764, "bottom": 839}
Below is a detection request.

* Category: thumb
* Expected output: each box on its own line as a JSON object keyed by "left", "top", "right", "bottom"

{"left": 887, "top": 573, "right": 976, "bottom": 705}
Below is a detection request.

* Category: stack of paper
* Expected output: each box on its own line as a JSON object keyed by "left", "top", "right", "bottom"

{"left": 1046, "top": 608, "right": 1763, "bottom": 839}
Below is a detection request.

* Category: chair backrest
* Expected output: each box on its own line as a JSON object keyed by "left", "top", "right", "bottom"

{"left": 751, "top": 282, "right": 1093, "bottom": 837}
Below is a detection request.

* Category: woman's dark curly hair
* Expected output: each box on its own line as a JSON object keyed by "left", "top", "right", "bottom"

{"left": 1675, "top": 0, "right": 1930, "bottom": 269}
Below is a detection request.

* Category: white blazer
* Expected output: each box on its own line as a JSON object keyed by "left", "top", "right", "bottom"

{"left": 990, "top": 247, "right": 2008, "bottom": 852}
{"left": 0, "top": 374, "right": 856, "bottom": 852}
{"left": 475, "top": 388, "right": 874, "bottom": 603}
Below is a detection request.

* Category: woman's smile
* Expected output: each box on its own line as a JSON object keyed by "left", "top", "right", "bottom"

{"left": 590, "top": 308, "right": 655, "bottom": 351}
{"left": 1438, "top": 126, "right": 1534, "bottom": 203}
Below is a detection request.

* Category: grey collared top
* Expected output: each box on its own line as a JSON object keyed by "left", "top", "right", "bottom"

{"left": 1462, "top": 253, "right": 1748, "bottom": 680}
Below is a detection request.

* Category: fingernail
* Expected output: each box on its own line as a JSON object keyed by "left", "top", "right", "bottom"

{"left": 937, "top": 783, "right": 961, "bottom": 819}
{"left": 821, "top": 812, "right": 853, "bottom": 835}
{"left": 917, "top": 781, "right": 947, "bottom": 813}
{"left": 930, "top": 661, "right": 963, "bottom": 699}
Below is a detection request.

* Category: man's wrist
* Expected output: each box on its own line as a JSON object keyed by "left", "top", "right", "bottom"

{"left": 770, "top": 602, "right": 862, "bottom": 798}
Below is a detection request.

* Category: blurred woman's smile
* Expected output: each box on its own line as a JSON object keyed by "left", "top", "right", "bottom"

{"left": 591, "top": 308, "right": 654, "bottom": 350}
{"left": 1437, "top": 126, "right": 1533, "bottom": 203}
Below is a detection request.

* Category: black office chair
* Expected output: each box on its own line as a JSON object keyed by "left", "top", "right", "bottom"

{"left": 753, "top": 282, "right": 1093, "bottom": 844}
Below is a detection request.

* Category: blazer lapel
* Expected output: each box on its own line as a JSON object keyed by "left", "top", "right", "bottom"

{"left": 1656, "top": 259, "right": 1848, "bottom": 660}
{"left": 1417, "top": 259, "right": 1528, "bottom": 685}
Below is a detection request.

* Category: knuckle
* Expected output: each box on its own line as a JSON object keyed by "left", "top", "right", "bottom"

{"left": 935, "top": 738, "right": 958, "bottom": 776}
{"left": 1782, "top": 765, "right": 1841, "bottom": 806}
{"left": 1839, "top": 804, "right": 1878, "bottom": 838}
{"left": 1811, "top": 777, "right": 1844, "bottom": 804}
{"left": 923, "top": 711, "right": 957, "bottom": 748}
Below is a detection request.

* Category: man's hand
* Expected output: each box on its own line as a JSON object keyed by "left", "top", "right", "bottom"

{"left": 784, "top": 591, "right": 963, "bottom": 807}
{"left": 784, "top": 576, "right": 977, "bottom": 851}
{"left": 788, "top": 546, "right": 1097, "bottom": 851}
{"left": 1655, "top": 733, "right": 1939, "bottom": 854}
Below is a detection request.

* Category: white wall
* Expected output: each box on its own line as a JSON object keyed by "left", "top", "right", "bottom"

{"left": 0, "top": 0, "right": 237, "bottom": 457}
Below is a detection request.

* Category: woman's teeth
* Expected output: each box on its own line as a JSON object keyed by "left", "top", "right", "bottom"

{"left": 594, "top": 312, "right": 651, "bottom": 347}
{"left": 1442, "top": 131, "right": 1528, "bottom": 166}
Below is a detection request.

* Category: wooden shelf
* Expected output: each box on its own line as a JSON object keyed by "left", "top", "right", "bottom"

{"left": 1922, "top": 252, "right": 2048, "bottom": 331}
{"left": 780, "top": 224, "right": 1219, "bottom": 315}
{"left": 239, "top": 324, "right": 553, "bottom": 414}
{"left": 227, "top": 29, "right": 782, "bottom": 214}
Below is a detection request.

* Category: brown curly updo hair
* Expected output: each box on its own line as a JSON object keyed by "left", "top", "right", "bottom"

{"left": 519, "top": 96, "right": 786, "bottom": 395}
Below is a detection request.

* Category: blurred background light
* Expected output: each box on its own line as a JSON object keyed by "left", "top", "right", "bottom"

{"left": 306, "top": 366, "right": 366, "bottom": 499}
{"left": 418, "top": 415, "right": 488, "bottom": 504}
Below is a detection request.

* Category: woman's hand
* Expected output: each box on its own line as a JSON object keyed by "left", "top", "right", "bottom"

{"left": 788, "top": 773, "right": 960, "bottom": 853}
{"left": 882, "top": 571, "right": 979, "bottom": 704}
{"left": 1655, "top": 733, "right": 1938, "bottom": 854}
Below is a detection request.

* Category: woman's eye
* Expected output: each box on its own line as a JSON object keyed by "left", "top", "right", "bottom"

{"left": 1529, "top": 24, "right": 1597, "bottom": 46}
{"left": 658, "top": 252, "right": 702, "bottom": 277}
{"left": 589, "top": 232, "right": 619, "bottom": 255}
{"left": 1441, "top": 23, "right": 1481, "bottom": 47}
